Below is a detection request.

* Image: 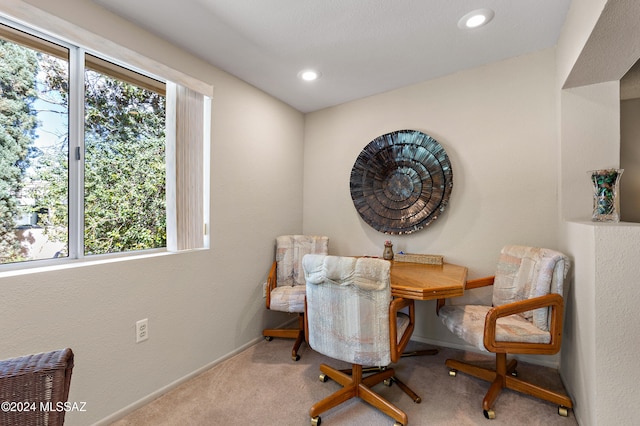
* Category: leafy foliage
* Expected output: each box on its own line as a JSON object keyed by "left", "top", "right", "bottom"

{"left": 1, "top": 35, "right": 166, "bottom": 263}
{"left": 0, "top": 40, "right": 39, "bottom": 262}
{"left": 36, "top": 64, "right": 166, "bottom": 255}
{"left": 83, "top": 70, "right": 166, "bottom": 253}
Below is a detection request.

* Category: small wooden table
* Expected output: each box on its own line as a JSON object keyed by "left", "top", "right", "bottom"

{"left": 388, "top": 260, "right": 467, "bottom": 358}
{"left": 390, "top": 261, "right": 468, "bottom": 301}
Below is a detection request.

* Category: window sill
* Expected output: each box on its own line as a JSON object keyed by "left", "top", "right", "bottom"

{"left": 0, "top": 248, "right": 207, "bottom": 279}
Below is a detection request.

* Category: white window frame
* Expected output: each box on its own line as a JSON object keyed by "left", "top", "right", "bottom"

{"left": 0, "top": 15, "right": 211, "bottom": 272}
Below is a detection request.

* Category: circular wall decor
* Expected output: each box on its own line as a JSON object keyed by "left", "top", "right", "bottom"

{"left": 350, "top": 129, "right": 453, "bottom": 234}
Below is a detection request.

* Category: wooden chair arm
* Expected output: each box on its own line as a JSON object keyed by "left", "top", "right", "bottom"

{"left": 265, "top": 261, "right": 277, "bottom": 309}
{"left": 436, "top": 276, "right": 495, "bottom": 315}
{"left": 304, "top": 297, "right": 309, "bottom": 343}
{"left": 484, "top": 293, "right": 564, "bottom": 354}
{"left": 389, "top": 297, "right": 415, "bottom": 363}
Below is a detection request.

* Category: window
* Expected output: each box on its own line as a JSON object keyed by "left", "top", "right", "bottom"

{"left": 0, "top": 20, "right": 208, "bottom": 267}
{"left": 83, "top": 54, "right": 167, "bottom": 256}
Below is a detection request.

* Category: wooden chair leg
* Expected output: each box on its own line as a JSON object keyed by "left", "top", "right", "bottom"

{"left": 359, "top": 383, "right": 408, "bottom": 426}
{"left": 262, "top": 313, "right": 305, "bottom": 361}
{"left": 483, "top": 374, "right": 505, "bottom": 412}
{"left": 447, "top": 353, "right": 573, "bottom": 418}
{"left": 390, "top": 376, "right": 422, "bottom": 403}
{"left": 291, "top": 315, "right": 305, "bottom": 361}
{"left": 311, "top": 364, "right": 363, "bottom": 418}
{"left": 319, "top": 364, "right": 353, "bottom": 387}
{"left": 262, "top": 328, "right": 300, "bottom": 339}
{"left": 482, "top": 353, "right": 507, "bottom": 414}
{"left": 310, "top": 383, "right": 358, "bottom": 417}
{"left": 505, "top": 375, "right": 574, "bottom": 408}
{"left": 361, "top": 368, "right": 394, "bottom": 388}
{"left": 446, "top": 358, "right": 496, "bottom": 382}
{"left": 311, "top": 363, "right": 409, "bottom": 425}
{"left": 333, "top": 366, "right": 421, "bottom": 403}
{"left": 401, "top": 348, "right": 439, "bottom": 358}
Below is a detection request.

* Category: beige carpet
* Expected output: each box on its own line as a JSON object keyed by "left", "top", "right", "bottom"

{"left": 111, "top": 339, "right": 578, "bottom": 426}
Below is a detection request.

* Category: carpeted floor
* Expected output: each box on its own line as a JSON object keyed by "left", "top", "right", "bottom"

{"left": 111, "top": 339, "right": 578, "bottom": 425}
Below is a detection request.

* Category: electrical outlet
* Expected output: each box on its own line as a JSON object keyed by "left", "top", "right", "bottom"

{"left": 262, "top": 281, "right": 267, "bottom": 298}
{"left": 136, "top": 318, "right": 149, "bottom": 343}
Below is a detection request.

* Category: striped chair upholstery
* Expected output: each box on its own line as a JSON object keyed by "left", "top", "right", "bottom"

{"left": 440, "top": 246, "right": 569, "bottom": 350}
{"left": 303, "top": 254, "right": 414, "bottom": 426}
{"left": 263, "top": 235, "right": 328, "bottom": 361}
{"left": 438, "top": 245, "right": 573, "bottom": 419}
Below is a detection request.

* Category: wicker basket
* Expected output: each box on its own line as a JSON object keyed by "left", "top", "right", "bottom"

{"left": 394, "top": 253, "right": 444, "bottom": 265}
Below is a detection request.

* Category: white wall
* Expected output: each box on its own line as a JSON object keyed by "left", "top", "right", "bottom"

{"left": 561, "top": 221, "right": 597, "bottom": 425}
{"left": 620, "top": 98, "right": 640, "bottom": 222}
{"left": 560, "top": 81, "right": 620, "bottom": 221}
{"left": 560, "top": 221, "right": 640, "bottom": 426}
{"left": 2, "top": 1, "right": 639, "bottom": 426}
{"left": 0, "top": 1, "right": 305, "bottom": 425}
{"left": 557, "top": 1, "right": 640, "bottom": 425}
{"left": 303, "top": 48, "right": 561, "bottom": 347}
{"left": 593, "top": 224, "right": 640, "bottom": 425}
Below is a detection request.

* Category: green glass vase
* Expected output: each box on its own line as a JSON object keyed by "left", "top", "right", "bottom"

{"left": 590, "top": 169, "right": 623, "bottom": 222}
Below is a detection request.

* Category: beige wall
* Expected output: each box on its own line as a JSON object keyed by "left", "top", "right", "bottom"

{"left": 303, "top": 1, "right": 640, "bottom": 424}
{"left": 0, "top": 1, "right": 304, "bottom": 425}
{"left": 621, "top": 98, "right": 640, "bottom": 222}
{"left": 2, "top": 1, "right": 640, "bottom": 426}
{"left": 557, "top": 1, "right": 640, "bottom": 425}
{"left": 560, "top": 81, "right": 620, "bottom": 221}
{"left": 304, "top": 48, "right": 561, "bottom": 349}
{"left": 555, "top": 0, "right": 607, "bottom": 89}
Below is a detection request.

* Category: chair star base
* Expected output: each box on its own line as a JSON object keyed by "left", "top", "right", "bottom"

{"left": 310, "top": 363, "right": 408, "bottom": 426}
{"left": 438, "top": 246, "right": 574, "bottom": 420}
{"left": 446, "top": 353, "right": 573, "bottom": 419}
{"left": 333, "top": 366, "right": 422, "bottom": 403}
{"left": 400, "top": 348, "right": 439, "bottom": 358}
{"left": 262, "top": 313, "right": 305, "bottom": 361}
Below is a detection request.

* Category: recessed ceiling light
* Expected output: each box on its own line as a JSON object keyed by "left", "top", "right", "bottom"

{"left": 298, "top": 69, "right": 321, "bottom": 81}
{"left": 458, "top": 9, "right": 495, "bottom": 29}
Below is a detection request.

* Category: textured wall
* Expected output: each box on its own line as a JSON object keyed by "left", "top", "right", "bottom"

{"left": 303, "top": 48, "right": 560, "bottom": 347}
{"left": 557, "top": 1, "right": 640, "bottom": 425}
{"left": 620, "top": 99, "right": 640, "bottom": 222}
{"left": 0, "top": 1, "right": 304, "bottom": 425}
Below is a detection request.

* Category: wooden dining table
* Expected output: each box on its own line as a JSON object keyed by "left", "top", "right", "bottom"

{"left": 389, "top": 260, "right": 468, "bottom": 301}
{"left": 387, "top": 260, "right": 468, "bottom": 358}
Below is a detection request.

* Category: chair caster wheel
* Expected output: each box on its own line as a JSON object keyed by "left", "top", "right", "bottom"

{"left": 383, "top": 378, "right": 392, "bottom": 386}
{"left": 558, "top": 406, "right": 569, "bottom": 417}
{"left": 319, "top": 373, "right": 328, "bottom": 382}
{"left": 483, "top": 409, "right": 496, "bottom": 419}
{"left": 449, "top": 369, "right": 457, "bottom": 377}
{"left": 292, "top": 354, "right": 300, "bottom": 361}
{"left": 311, "top": 415, "right": 321, "bottom": 425}
{"left": 264, "top": 336, "right": 273, "bottom": 341}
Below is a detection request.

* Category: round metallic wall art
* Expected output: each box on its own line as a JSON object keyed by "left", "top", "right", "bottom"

{"left": 350, "top": 129, "right": 453, "bottom": 234}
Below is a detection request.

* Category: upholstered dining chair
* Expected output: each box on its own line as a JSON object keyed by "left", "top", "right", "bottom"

{"left": 437, "top": 245, "right": 573, "bottom": 419}
{"left": 263, "top": 235, "right": 329, "bottom": 361}
{"left": 0, "top": 348, "right": 74, "bottom": 426}
{"left": 303, "top": 254, "right": 418, "bottom": 426}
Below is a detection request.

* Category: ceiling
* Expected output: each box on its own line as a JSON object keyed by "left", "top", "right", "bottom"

{"left": 94, "top": 0, "right": 572, "bottom": 113}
